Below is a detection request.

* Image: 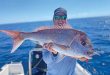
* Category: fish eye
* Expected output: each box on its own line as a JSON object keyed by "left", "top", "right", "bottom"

{"left": 81, "top": 41, "right": 86, "bottom": 46}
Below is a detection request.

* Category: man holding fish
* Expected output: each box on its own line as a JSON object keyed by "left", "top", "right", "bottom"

{"left": 0, "top": 8, "right": 94, "bottom": 75}
{"left": 42, "top": 7, "right": 91, "bottom": 75}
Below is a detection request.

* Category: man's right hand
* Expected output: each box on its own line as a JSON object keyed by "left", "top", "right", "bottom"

{"left": 43, "top": 43, "right": 58, "bottom": 54}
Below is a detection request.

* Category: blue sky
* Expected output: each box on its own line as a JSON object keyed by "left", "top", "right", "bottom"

{"left": 0, "top": 0, "right": 110, "bottom": 24}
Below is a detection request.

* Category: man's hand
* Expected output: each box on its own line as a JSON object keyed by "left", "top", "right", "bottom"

{"left": 70, "top": 56, "right": 88, "bottom": 62}
{"left": 78, "top": 57, "right": 88, "bottom": 62}
{"left": 43, "top": 43, "right": 58, "bottom": 54}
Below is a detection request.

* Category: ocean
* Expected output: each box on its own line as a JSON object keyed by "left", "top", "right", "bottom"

{"left": 0, "top": 16, "right": 110, "bottom": 75}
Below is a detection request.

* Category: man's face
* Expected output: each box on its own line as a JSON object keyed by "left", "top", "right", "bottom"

{"left": 54, "top": 19, "right": 66, "bottom": 26}
{"left": 54, "top": 13, "right": 67, "bottom": 26}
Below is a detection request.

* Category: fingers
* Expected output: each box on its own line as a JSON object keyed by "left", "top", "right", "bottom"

{"left": 43, "top": 43, "right": 48, "bottom": 49}
{"left": 78, "top": 57, "right": 88, "bottom": 62}
{"left": 70, "top": 56, "right": 88, "bottom": 62}
{"left": 43, "top": 43, "right": 53, "bottom": 49}
{"left": 43, "top": 43, "right": 58, "bottom": 54}
{"left": 43, "top": 43, "right": 54, "bottom": 51}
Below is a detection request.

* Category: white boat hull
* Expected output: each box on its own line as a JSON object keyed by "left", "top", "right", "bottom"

{"left": 0, "top": 62, "right": 24, "bottom": 75}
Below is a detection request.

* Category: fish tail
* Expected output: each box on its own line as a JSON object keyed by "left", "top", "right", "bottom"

{"left": 0, "top": 30, "right": 24, "bottom": 53}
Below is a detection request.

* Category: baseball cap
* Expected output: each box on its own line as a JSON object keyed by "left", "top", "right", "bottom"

{"left": 54, "top": 7, "right": 67, "bottom": 17}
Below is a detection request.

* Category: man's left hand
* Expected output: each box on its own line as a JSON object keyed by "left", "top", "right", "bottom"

{"left": 78, "top": 57, "right": 88, "bottom": 62}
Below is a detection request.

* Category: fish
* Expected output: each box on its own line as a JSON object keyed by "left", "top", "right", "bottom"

{"left": 0, "top": 28, "right": 94, "bottom": 59}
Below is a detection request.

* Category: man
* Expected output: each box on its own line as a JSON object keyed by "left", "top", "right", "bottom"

{"left": 42, "top": 7, "right": 86, "bottom": 75}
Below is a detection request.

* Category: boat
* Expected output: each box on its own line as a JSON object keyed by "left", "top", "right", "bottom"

{"left": 0, "top": 62, "right": 24, "bottom": 75}
{"left": 0, "top": 48, "right": 91, "bottom": 75}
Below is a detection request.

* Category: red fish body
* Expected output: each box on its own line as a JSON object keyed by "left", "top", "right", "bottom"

{"left": 0, "top": 29, "right": 94, "bottom": 59}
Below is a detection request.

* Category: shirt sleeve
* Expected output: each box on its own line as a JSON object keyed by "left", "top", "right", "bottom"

{"left": 42, "top": 49, "right": 64, "bottom": 64}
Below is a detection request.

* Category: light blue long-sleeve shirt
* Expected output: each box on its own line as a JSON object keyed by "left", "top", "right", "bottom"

{"left": 42, "top": 49, "right": 76, "bottom": 75}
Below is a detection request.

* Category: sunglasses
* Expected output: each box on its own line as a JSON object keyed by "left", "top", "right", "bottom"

{"left": 54, "top": 16, "right": 67, "bottom": 20}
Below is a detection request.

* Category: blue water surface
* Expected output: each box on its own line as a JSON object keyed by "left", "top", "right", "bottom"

{"left": 0, "top": 16, "right": 110, "bottom": 75}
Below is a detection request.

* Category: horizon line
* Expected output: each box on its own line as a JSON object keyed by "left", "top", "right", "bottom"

{"left": 0, "top": 15, "right": 110, "bottom": 25}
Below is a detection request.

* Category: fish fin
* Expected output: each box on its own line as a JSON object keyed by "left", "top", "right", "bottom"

{"left": 0, "top": 30, "right": 24, "bottom": 53}
{"left": 54, "top": 43, "right": 70, "bottom": 50}
{"left": 53, "top": 24, "right": 72, "bottom": 29}
{"left": 34, "top": 24, "right": 72, "bottom": 31}
{"left": 34, "top": 26, "right": 51, "bottom": 31}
